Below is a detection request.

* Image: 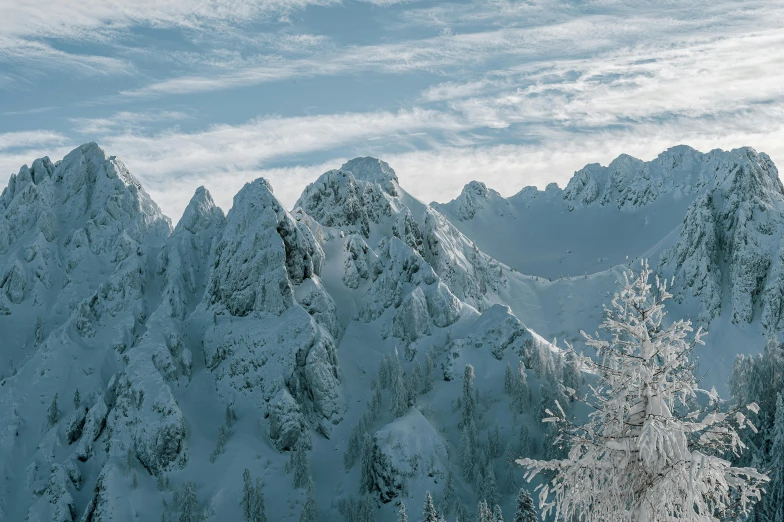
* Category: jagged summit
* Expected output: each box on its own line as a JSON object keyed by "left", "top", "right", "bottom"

{"left": 340, "top": 156, "right": 399, "bottom": 194}
{"left": 176, "top": 186, "right": 224, "bottom": 234}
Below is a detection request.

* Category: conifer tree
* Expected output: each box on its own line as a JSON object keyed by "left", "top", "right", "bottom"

{"left": 241, "top": 469, "right": 267, "bottom": 522}
{"left": 461, "top": 421, "right": 477, "bottom": 481}
{"left": 292, "top": 437, "right": 310, "bottom": 489}
{"left": 423, "top": 491, "right": 438, "bottom": 522}
{"left": 504, "top": 363, "right": 514, "bottom": 395}
{"left": 476, "top": 500, "right": 492, "bottom": 522}
{"left": 177, "top": 481, "right": 199, "bottom": 522}
{"left": 492, "top": 504, "right": 504, "bottom": 522}
{"left": 462, "top": 364, "right": 476, "bottom": 427}
{"left": 299, "top": 480, "right": 318, "bottom": 522}
{"left": 443, "top": 470, "right": 455, "bottom": 515}
{"left": 512, "top": 489, "right": 537, "bottom": 522}
{"left": 768, "top": 393, "right": 784, "bottom": 522}
{"left": 47, "top": 392, "right": 59, "bottom": 426}
{"left": 518, "top": 261, "right": 768, "bottom": 522}
{"left": 73, "top": 388, "right": 81, "bottom": 410}
{"left": 488, "top": 421, "right": 502, "bottom": 458}
{"left": 392, "top": 354, "right": 408, "bottom": 417}
{"left": 360, "top": 434, "right": 376, "bottom": 494}
{"left": 396, "top": 500, "right": 408, "bottom": 522}
{"left": 423, "top": 352, "right": 435, "bottom": 393}
{"left": 480, "top": 461, "right": 498, "bottom": 507}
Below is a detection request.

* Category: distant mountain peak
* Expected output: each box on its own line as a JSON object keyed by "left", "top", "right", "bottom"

{"left": 340, "top": 156, "right": 399, "bottom": 195}
{"left": 176, "top": 186, "right": 224, "bottom": 234}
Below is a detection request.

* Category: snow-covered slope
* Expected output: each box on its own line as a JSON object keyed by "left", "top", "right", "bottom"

{"left": 1, "top": 143, "right": 780, "bottom": 522}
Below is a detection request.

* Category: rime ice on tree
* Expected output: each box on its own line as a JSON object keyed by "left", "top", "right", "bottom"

{"left": 518, "top": 261, "right": 768, "bottom": 522}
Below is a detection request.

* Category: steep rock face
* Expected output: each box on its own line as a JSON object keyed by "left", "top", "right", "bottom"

{"left": 299, "top": 158, "right": 508, "bottom": 314}
{"left": 661, "top": 148, "right": 784, "bottom": 326}
{"left": 294, "top": 167, "right": 397, "bottom": 239}
{"left": 0, "top": 143, "right": 181, "bottom": 520}
{"left": 562, "top": 146, "right": 708, "bottom": 211}
{"left": 201, "top": 178, "right": 343, "bottom": 442}
{"left": 357, "top": 236, "right": 466, "bottom": 346}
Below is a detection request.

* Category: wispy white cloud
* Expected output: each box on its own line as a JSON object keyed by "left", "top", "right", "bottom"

{"left": 0, "top": 130, "right": 70, "bottom": 152}
{"left": 70, "top": 111, "right": 191, "bottom": 135}
{"left": 0, "top": 37, "right": 131, "bottom": 77}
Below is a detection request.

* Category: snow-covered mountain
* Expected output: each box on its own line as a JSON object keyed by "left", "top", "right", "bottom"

{"left": 0, "top": 143, "right": 780, "bottom": 521}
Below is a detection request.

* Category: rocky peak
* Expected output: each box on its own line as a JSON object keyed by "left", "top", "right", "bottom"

{"left": 175, "top": 186, "right": 224, "bottom": 235}
{"left": 340, "top": 157, "right": 399, "bottom": 195}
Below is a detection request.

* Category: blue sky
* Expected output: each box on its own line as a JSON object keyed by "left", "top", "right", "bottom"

{"left": 1, "top": 0, "right": 782, "bottom": 221}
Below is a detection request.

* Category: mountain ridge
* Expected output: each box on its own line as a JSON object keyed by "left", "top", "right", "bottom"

{"left": 1, "top": 142, "right": 781, "bottom": 522}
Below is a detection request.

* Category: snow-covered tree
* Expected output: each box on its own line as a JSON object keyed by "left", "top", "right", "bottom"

{"left": 299, "top": 480, "right": 318, "bottom": 522}
{"left": 504, "top": 363, "right": 514, "bottom": 395}
{"left": 461, "top": 420, "right": 477, "bottom": 481}
{"left": 176, "top": 481, "right": 200, "bottom": 522}
{"left": 225, "top": 404, "right": 237, "bottom": 429}
{"left": 517, "top": 261, "right": 768, "bottom": 521}
{"left": 488, "top": 422, "right": 502, "bottom": 458}
{"left": 476, "top": 500, "right": 492, "bottom": 522}
{"left": 767, "top": 393, "right": 784, "bottom": 521}
{"left": 396, "top": 501, "right": 408, "bottom": 522}
{"left": 492, "top": 504, "right": 504, "bottom": 522}
{"left": 73, "top": 389, "right": 81, "bottom": 410}
{"left": 292, "top": 437, "right": 310, "bottom": 489}
{"left": 517, "top": 425, "right": 530, "bottom": 459}
{"left": 462, "top": 364, "right": 476, "bottom": 427}
{"left": 443, "top": 469, "right": 455, "bottom": 515}
{"left": 392, "top": 354, "right": 408, "bottom": 417}
{"left": 511, "top": 361, "right": 531, "bottom": 414}
{"left": 360, "top": 434, "right": 376, "bottom": 495}
{"left": 241, "top": 469, "right": 267, "bottom": 522}
{"left": 479, "top": 461, "right": 498, "bottom": 507}
{"left": 423, "top": 491, "right": 438, "bottom": 522}
{"left": 47, "top": 392, "right": 59, "bottom": 426}
{"left": 512, "top": 489, "right": 537, "bottom": 522}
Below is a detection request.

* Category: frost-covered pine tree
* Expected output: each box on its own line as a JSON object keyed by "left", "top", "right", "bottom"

{"left": 461, "top": 421, "right": 477, "bottom": 481}
{"left": 177, "top": 481, "right": 200, "bottom": 522}
{"left": 476, "top": 500, "right": 492, "bottom": 522}
{"left": 517, "top": 261, "right": 768, "bottom": 522}
{"left": 396, "top": 500, "right": 408, "bottom": 522}
{"left": 512, "top": 489, "right": 537, "bottom": 522}
{"left": 423, "top": 352, "right": 435, "bottom": 393}
{"left": 47, "top": 392, "right": 59, "bottom": 426}
{"left": 423, "top": 491, "right": 438, "bottom": 522}
{"left": 492, "top": 504, "right": 504, "bottom": 522}
{"left": 292, "top": 437, "right": 310, "bottom": 489}
{"left": 241, "top": 469, "right": 267, "bottom": 522}
{"left": 504, "top": 363, "right": 514, "bottom": 395}
{"left": 73, "top": 388, "right": 81, "bottom": 410}
{"left": 488, "top": 422, "right": 502, "bottom": 458}
{"left": 443, "top": 469, "right": 455, "bottom": 515}
{"left": 392, "top": 357, "right": 408, "bottom": 417}
{"left": 462, "top": 364, "right": 476, "bottom": 426}
{"left": 768, "top": 393, "right": 784, "bottom": 522}
{"left": 360, "top": 434, "right": 376, "bottom": 495}
{"left": 480, "top": 461, "right": 498, "bottom": 507}
{"left": 299, "top": 480, "right": 318, "bottom": 522}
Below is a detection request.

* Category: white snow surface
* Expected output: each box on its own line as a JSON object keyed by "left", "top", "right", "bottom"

{"left": 0, "top": 143, "right": 781, "bottom": 521}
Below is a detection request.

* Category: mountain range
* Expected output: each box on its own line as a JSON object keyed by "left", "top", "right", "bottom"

{"left": 1, "top": 142, "right": 781, "bottom": 521}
